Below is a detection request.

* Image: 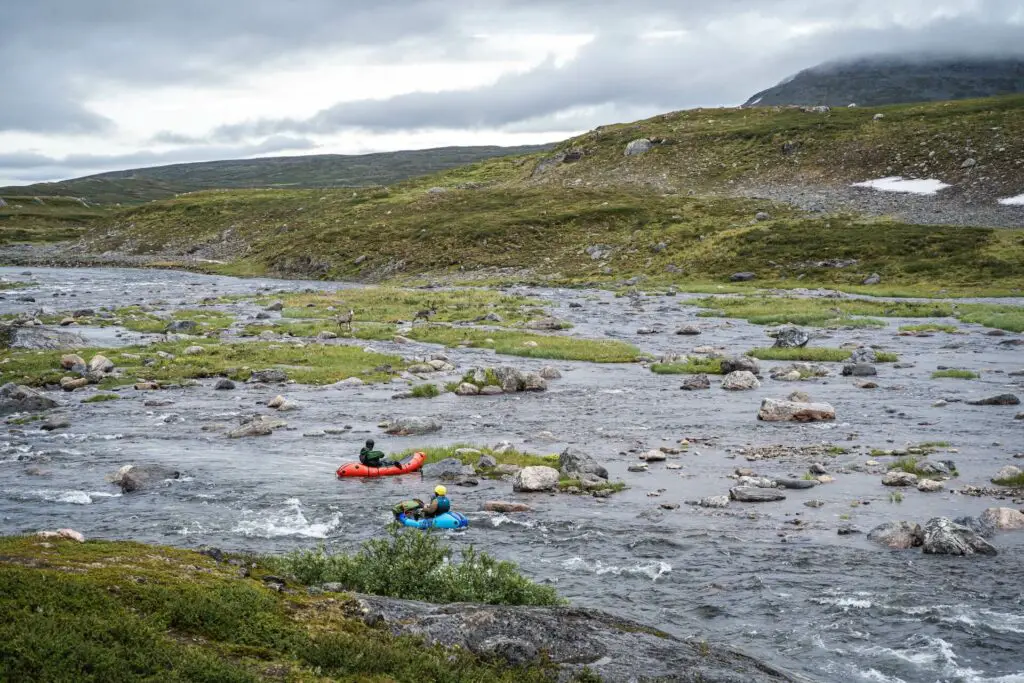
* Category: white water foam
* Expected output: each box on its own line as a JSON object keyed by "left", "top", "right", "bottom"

{"left": 488, "top": 513, "right": 542, "bottom": 530}
{"left": 852, "top": 177, "right": 951, "bottom": 195}
{"left": 998, "top": 193, "right": 1024, "bottom": 206}
{"left": 8, "top": 489, "right": 121, "bottom": 505}
{"left": 562, "top": 556, "right": 672, "bottom": 581}
{"left": 233, "top": 498, "right": 341, "bottom": 539}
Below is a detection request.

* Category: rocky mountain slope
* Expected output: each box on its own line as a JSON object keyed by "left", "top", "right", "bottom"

{"left": 744, "top": 56, "right": 1024, "bottom": 108}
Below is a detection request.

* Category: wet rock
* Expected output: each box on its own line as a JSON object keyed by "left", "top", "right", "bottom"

{"left": 559, "top": 447, "right": 608, "bottom": 480}
{"left": 144, "top": 399, "right": 174, "bottom": 407}
{"left": 512, "top": 466, "right": 561, "bottom": 492}
{"left": 265, "top": 301, "right": 284, "bottom": 312}
{"left": 676, "top": 325, "right": 701, "bottom": 336}
{"left": 738, "top": 476, "right": 777, "bottom": 489}
{"left": 0, "top": 383, "right": 59, "bottom": 415}
{"left": 856, "top": 380, "right": 879, "bottom": 389}
{"left": 849, "top": 346, "right": 877, "bottom": 364}
{"left": 810, "top": 463, "right": 828, "bottom": 475}
{"left": 112, "top": 464, "right": 181, "bottom": 493}
{"left": 757, "top": 398, "right": 835, "bottom": 422}
{"left": 477, "top": 454, "right": 498, "bottom": 469}
{"left": 842, "top": 363, "right": 877, "bottom": 377}
{"left": 385, "top": 416, "right": 442, "bottom": 436}
{"left": 772, "top": 326, "right": 810, "bottom": 348}
{"left": 455, "top": 382, "right": 480, "bottom": 396}
{"left": 968, "top": 394, "right": 1020, "bottom": 406}
{"left": 250, "top": 369, "right": 288, "bottom": 383}
{"left": 134, "top": 381, "right": 159, "bottom": 391}
{"left": 697, "top": 495, "right": 730, "bottom": 508}
{"left": 720, "top": 355, "right": 760, "bottom": 376}
{"left": 882, "top": 471, "right": 918, "bottom": 487}
{"left": 60, "top": 376, "right": 89, "bottom": 391}
{"left": 639, "top": 450, "right": 666, "bottom": 462}
{"left": 917, "top": 479, "right": 944, "bottom": 492}
{"left": 770, "top": 364, "right": 828, "bottom": 381}
{"left": 981, "top": 507, "right": 1024, "bottom": 530}
{"left": 660, "top": 503, "right": 680, "bottom": 510}
{"left": 228, "top": 415, "right": 286, "bottom": 438}
{"left": 776, "top": 478, "right": 818, "bottom": 490}
{"left": 680, "top": 374, "right": 711, "bottom": 391}
{"left": 267, "top": 395, "right": 287, "bottom": 408}
{"left": 214, "top": 378, "right": 236, "bottom": 390}
{"left": 422, "top": 458, "right": 474, "bottom": 480}
{"left": 480, "top": 385, "right": 503, "bottom": 396}
{"left": 838, "top": 525, "right": 862, "bottom": 536}
{"left": 456, "top": 477, "right": 479, "bottom": 487}
{"left": 522, "top": 373, "right": 547, "bottom": 392}
{"left": 277, "top": 400, "right": 300, "bottom": 412}
{"left": 922, "top": 517, "right": 997, "bottom": 556}
{"left": 88, "top": 354, "right": 114, "bottom": 373}
{"left": 627, "top": 464, "right": 649, "bottom": 473}
{"left": 867, "top": 521, "right": 923, "bottom": 549}
{"left": 539, "top": 366, "right": 561, "bottom": 380}
{"left": 992, "top": 465, "right": 1022, "bottom": 484}
{"left": 636, "top": 327, "right": 659, "bottom": 335}
{"left": 730, "top": 272, "right": 756, "bottom": 282}
{"left": 730, "top": 487, "right": 785, "bottom": 503}
{"left": 953, "top": 516, "right": 996, "bottom": 538}
{"left": 722, "top": 371, "right": 760, "bottom": 391}
{"left": 787, "top": 391, "right": 810, "bottom": 402}
{"left": 165, "top": 320, "right": 198, "bottom": 334}
{"left": 40, "top": 415, "right": 71, "bottom": 431}
{"left": 483, "top": 501, "right": 532, "bottom": 513}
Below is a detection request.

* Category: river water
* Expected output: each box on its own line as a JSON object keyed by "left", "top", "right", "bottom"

{"left": 2, "top": 267, "right": 1023, "bottom": 683}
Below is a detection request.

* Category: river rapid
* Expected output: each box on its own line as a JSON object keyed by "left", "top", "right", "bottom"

{"left": 2, "top": 266, "right": 1023, "bottom": 683}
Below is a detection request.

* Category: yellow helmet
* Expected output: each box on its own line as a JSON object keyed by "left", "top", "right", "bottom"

{"left": 434, "top": 485, "right": 447, "bottom": 496}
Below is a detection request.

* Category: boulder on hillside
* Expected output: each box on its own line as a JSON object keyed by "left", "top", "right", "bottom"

{"left": 512, "top": 466, "right": 561, "bottom": 492}
{"left": 559, "top": 447, "right": 608, "bottom": 480}
{"left": 922, "top": 517, "right": 997, "bottom": 556}
{"left": 771, "top": 326, "right": 810, "bottom": 348}
{"left": 867, "top": 521, "right": 924, "bottom": 549}
{"left": 0, "top": 383, "right": 59, "bottom": 416}
{"left": 385, "top": 416, "right": 442, "bottom": 436}
{"left": 757, "top": 398, "right": 835, "bottom": 422}
{"left": 624, "top": 138, "right": 652, "bottom": 156}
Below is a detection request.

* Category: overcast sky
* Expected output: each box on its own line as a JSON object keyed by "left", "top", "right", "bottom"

{"left": 1, "top": 0, "right": 1022, "bottom": 185}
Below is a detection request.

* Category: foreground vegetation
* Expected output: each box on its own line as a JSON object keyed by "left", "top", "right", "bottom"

{"left": 747, "top": 347, "right": 899, "bottom": 362}
{"left": 931, "top": 369, "right": 980, "bottom": 379}
{"left": 0, "top": 340, "right": 404, "bottom": 387}
{"left": 0, "top": 195, "right": 107, "bottom": 245}
{"left": 0, "top": 534, "right": 561, "bottom": 682}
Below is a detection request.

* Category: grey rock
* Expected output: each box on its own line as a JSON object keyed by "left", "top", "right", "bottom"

{"left": 968, "top": 394, "right": 1020, "bottom": 406}
{"left": 729, "top": 487, "right": 786, "bottom": 503}
{"left": 922, "top": 517, "right": 997, "bottom": 556}
{"left": 722, "top": 371, "right": 760, "bottom": 391}
{"left": 953, "top": 516, "right": 997, "bottom": 539}
{"left": 0, "top": 383, "right": 59, "bottom": 416}
{"left": 769, "top": 364, "right": 829, "bottom": 380}
{"left": 522, "top": 372, "right": 547, "bottom": 392}
{"left": 265, "top": 301, "right": 284, "bottom": 311}
{"left": 697, "top": 495, "right": 730, "bottom": 509}
{"left": 992, "top": 465, "right": 1022, "bottom": 484}
{"left": 477, "top": 454, "right": 498, "bottom": 469}
{"left": 539, "top": 366, "right": 561, "bottom": 380}
{"left": 0, "top": 325, "right": 87, "bottom": 350}
{"left": 680, "top": 374, "right": 711, "bottom": 391}
{"left": 228, "top": 415, "right": 286, "bottom": 438}
{"left": 867, "top": 521, "right": 924, "bottom": 549}
{"left": 849, "top": 346, "right": 877, "bottom": 364}
{"left": 512, "top": 466, "right": 561, "bottom": 492}
{"left": 214, "top": 378, "right": 236, "bottom": 390}
{"left": 838, "top": 525, "right": 862, "bottom": 536}
{"left": 755, "top": 211, "right": 772, "bottom": 221}
{"left": 455, "top": 383, "right": 480, "bottom": 396}
{"left": 40, "top": 416, "right": 71, "bottom": 431}
{"left": 624, "top": 138, "right": 652, "bottom": 156}
{"left": 87, "top": 354, "right": 114, "bottom": 373}
{"left": 730, "top": 272, "right": 756, "bottom": 282}
{"left": 842, "top": 363, "right": 877, "bottom": 377}
{"left": 112, "top": 464, "right": 180, "bottom": 493}
{"left": 980, "top": 507, "right": 1024, "bottom": 530}
{"left": 882, "top": 471, "right": 919, "bottom": 487}
{"left": 250, "top": 369, "right": 288, "bottom": 383}
{"left": 810, "top": 463, "right": 828, "bottom": 475}
{"left": 676, "top": 325, "right": 702, "bottom": 336}
{"left": 772, "top": 326, "right": 810, "bottom": 349}
{"left": 422, "top": 458, "right": 476, "bottom": 481}
{"left": 165, "top": 320, "right": 199, "bottom": 334}
{"left": 483, "top": 501, "right": 532, "bottom": 513}
{"left": 720, "top": 355, "right": 760, "bottom": 376}
{"left": 757, "top": 398, "right": 835, "bottom": 422}
{"left": 385, "top": 416, "right": 442, "bottom": 436}
{"left": 862, "top": 273, "right": 882, "bottom": 285}
{"left": 559, "top": 447, "right": 609, "bottom": 480}
{"left": 776, "top": 478, "right": 818, "bottom": 490}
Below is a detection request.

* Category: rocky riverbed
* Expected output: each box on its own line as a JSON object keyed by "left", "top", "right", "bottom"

{"left": 2, "top": 266, "right": 1024, "bottom": 682}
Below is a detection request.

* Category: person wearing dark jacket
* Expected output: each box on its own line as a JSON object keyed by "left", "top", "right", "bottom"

{"left": 359, "top": 439, "right": 392, "bottom": 467}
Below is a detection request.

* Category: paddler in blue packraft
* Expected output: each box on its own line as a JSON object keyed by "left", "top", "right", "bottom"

{"left": 359, "top": 439, "right": 394, "bottom": 468}
{"left": 391, "top": 485, "right": 450, "bottom": 520}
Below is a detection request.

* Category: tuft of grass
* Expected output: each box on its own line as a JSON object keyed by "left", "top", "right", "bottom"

{"left": 993, "top": 472, "right": 1024, "bottom": 488}
{"left": 409, "top": 383, "right": 440, "bottom": 399}
{"left": 404, "top": 326, "right": 642, "bottom": 363}
{"left": 931, "top": 369, "right": 980, "bottom": 380}
{"left": 403, "top": 444, "right": 558, "bottom": 471}
{"left": 747, "top": 347, "right": 852, "bottom": 362}
{"left": 0, "top": 340, "right": 404, "bottom": 387}
{"left": 650, "top": 358, "right": 724, "bottom": 374}
{"left": 262, "top": 529, "right": 563, "bottom": 607}
{"left": 0, "top": 535, "right": 555, "bottom": 682}
{"left": 900, "top": 323, "right": 960, "bottom": 334}
{"left": 888, "top": 455, "right": 957, "bottom": 479}
{"left": 889, "top": 491, "right": 904, "bottom": 504}
{"left": 82, "top": 393, "right": 121, "bottom": 403}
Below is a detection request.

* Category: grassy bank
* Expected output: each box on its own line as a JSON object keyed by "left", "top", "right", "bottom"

{"left": 409, "top": 444, "right": 560, "bottom": 470}
{"left": 0, "top": 534, "right": 561, "bottom": 682}
{"left": 0, "top": 195, "right": 108, "bottom": 245}
{"left": 0, "top": 340, "right": 404, "bottom": 387}
{"left": 747, "top": 347, "right": 899, "bottom": 362}
{"left": 931, "top": 369, "right": 980, "bottom": 379}
{"left": 650, "top": 358, "right": 724, "bottom": 374}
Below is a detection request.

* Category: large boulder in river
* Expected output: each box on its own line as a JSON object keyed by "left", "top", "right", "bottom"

{"left": 559, "top": 448, "right": 608, "bottom": 480}
{"left": 111, "top": 464, "right": 181, "bottom": 493}
{"left": 867, "top": 521, "right": 924, "bottom": 549}
{"left": 0, "top": 325, "right": 87, "bottom": 350}
{"left": 729, "top": 487, "right": 785, "bottom": 502}
{"left": 385, "top": 416, "right": 442, "bottom": 436}
{"left": 513, "top": 466, "right": 561, "bottom": 492}
{"left": 348, "top": 594, "right": 799, "bottom": 682}
{"left": 922, "top": 517, "right": 997, "bottom": 556}
{"left": 722, "top": 371, "right": 760, "bottom": 391}
{"left": 849, "top": 346, "right": 877, "bottom": 364}
{"left": 228, "top": 415, "right": 287, "bottom": 438}
{"left": 953, "top": 516, "right": 996, "bottom": 539}
{"left": 720, "top": 355, "right": 760, "bottom": 376}
{"left": 981, "top": 507, "right": 1024, "bottom": 530}
{"left": 968, "top": 394, "right": 1020, "bottom": 406}
{"left": 757, "top": 398, "right": 835, "bottom": 422}
{"left": 0, "top": 383, "right": 59, "bottom": 416}
{"left": 421, "top": 458, "right": 474, "bottom": 481}
{"left": 842, "top": 363, "right": 877, "bottom": 377}
{"left": 771, "top": 326, "right": 810, "bottom": 349}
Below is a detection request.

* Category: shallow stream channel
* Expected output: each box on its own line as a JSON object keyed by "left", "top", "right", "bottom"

{"left": 2, "top": 266, "right": 1023, "bottom": 682}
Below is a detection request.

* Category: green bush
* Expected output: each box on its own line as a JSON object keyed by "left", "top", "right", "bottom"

{"left": 409, "top": 383, "right": 440, "bottom": 398}
{"left": 264, "top": 530, "right": 563, "bottom": 607}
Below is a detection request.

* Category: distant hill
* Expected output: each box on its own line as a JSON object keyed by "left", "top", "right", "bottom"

{"left": 0, "top": 145, "right": 552, "bottom": 205}
{"left": 744, "top": 55, "right": 1024, "bottom": 108}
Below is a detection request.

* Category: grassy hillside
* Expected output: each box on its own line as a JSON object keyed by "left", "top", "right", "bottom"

{"left": 0, "top": 145, "right": 551, "bottom": 205}
{"left": 0, "top": 194, "right": 110, "bottom": 245}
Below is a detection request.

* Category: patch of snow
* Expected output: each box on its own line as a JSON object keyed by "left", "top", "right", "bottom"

{"left": 998, "top": 193, "right": 1024, "bottom": 206}
{"left": 851, "top": 177, "right": 951, "bottom": 195}
{"left": 750, "top": 96, "right": 763, "bottom": 105}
